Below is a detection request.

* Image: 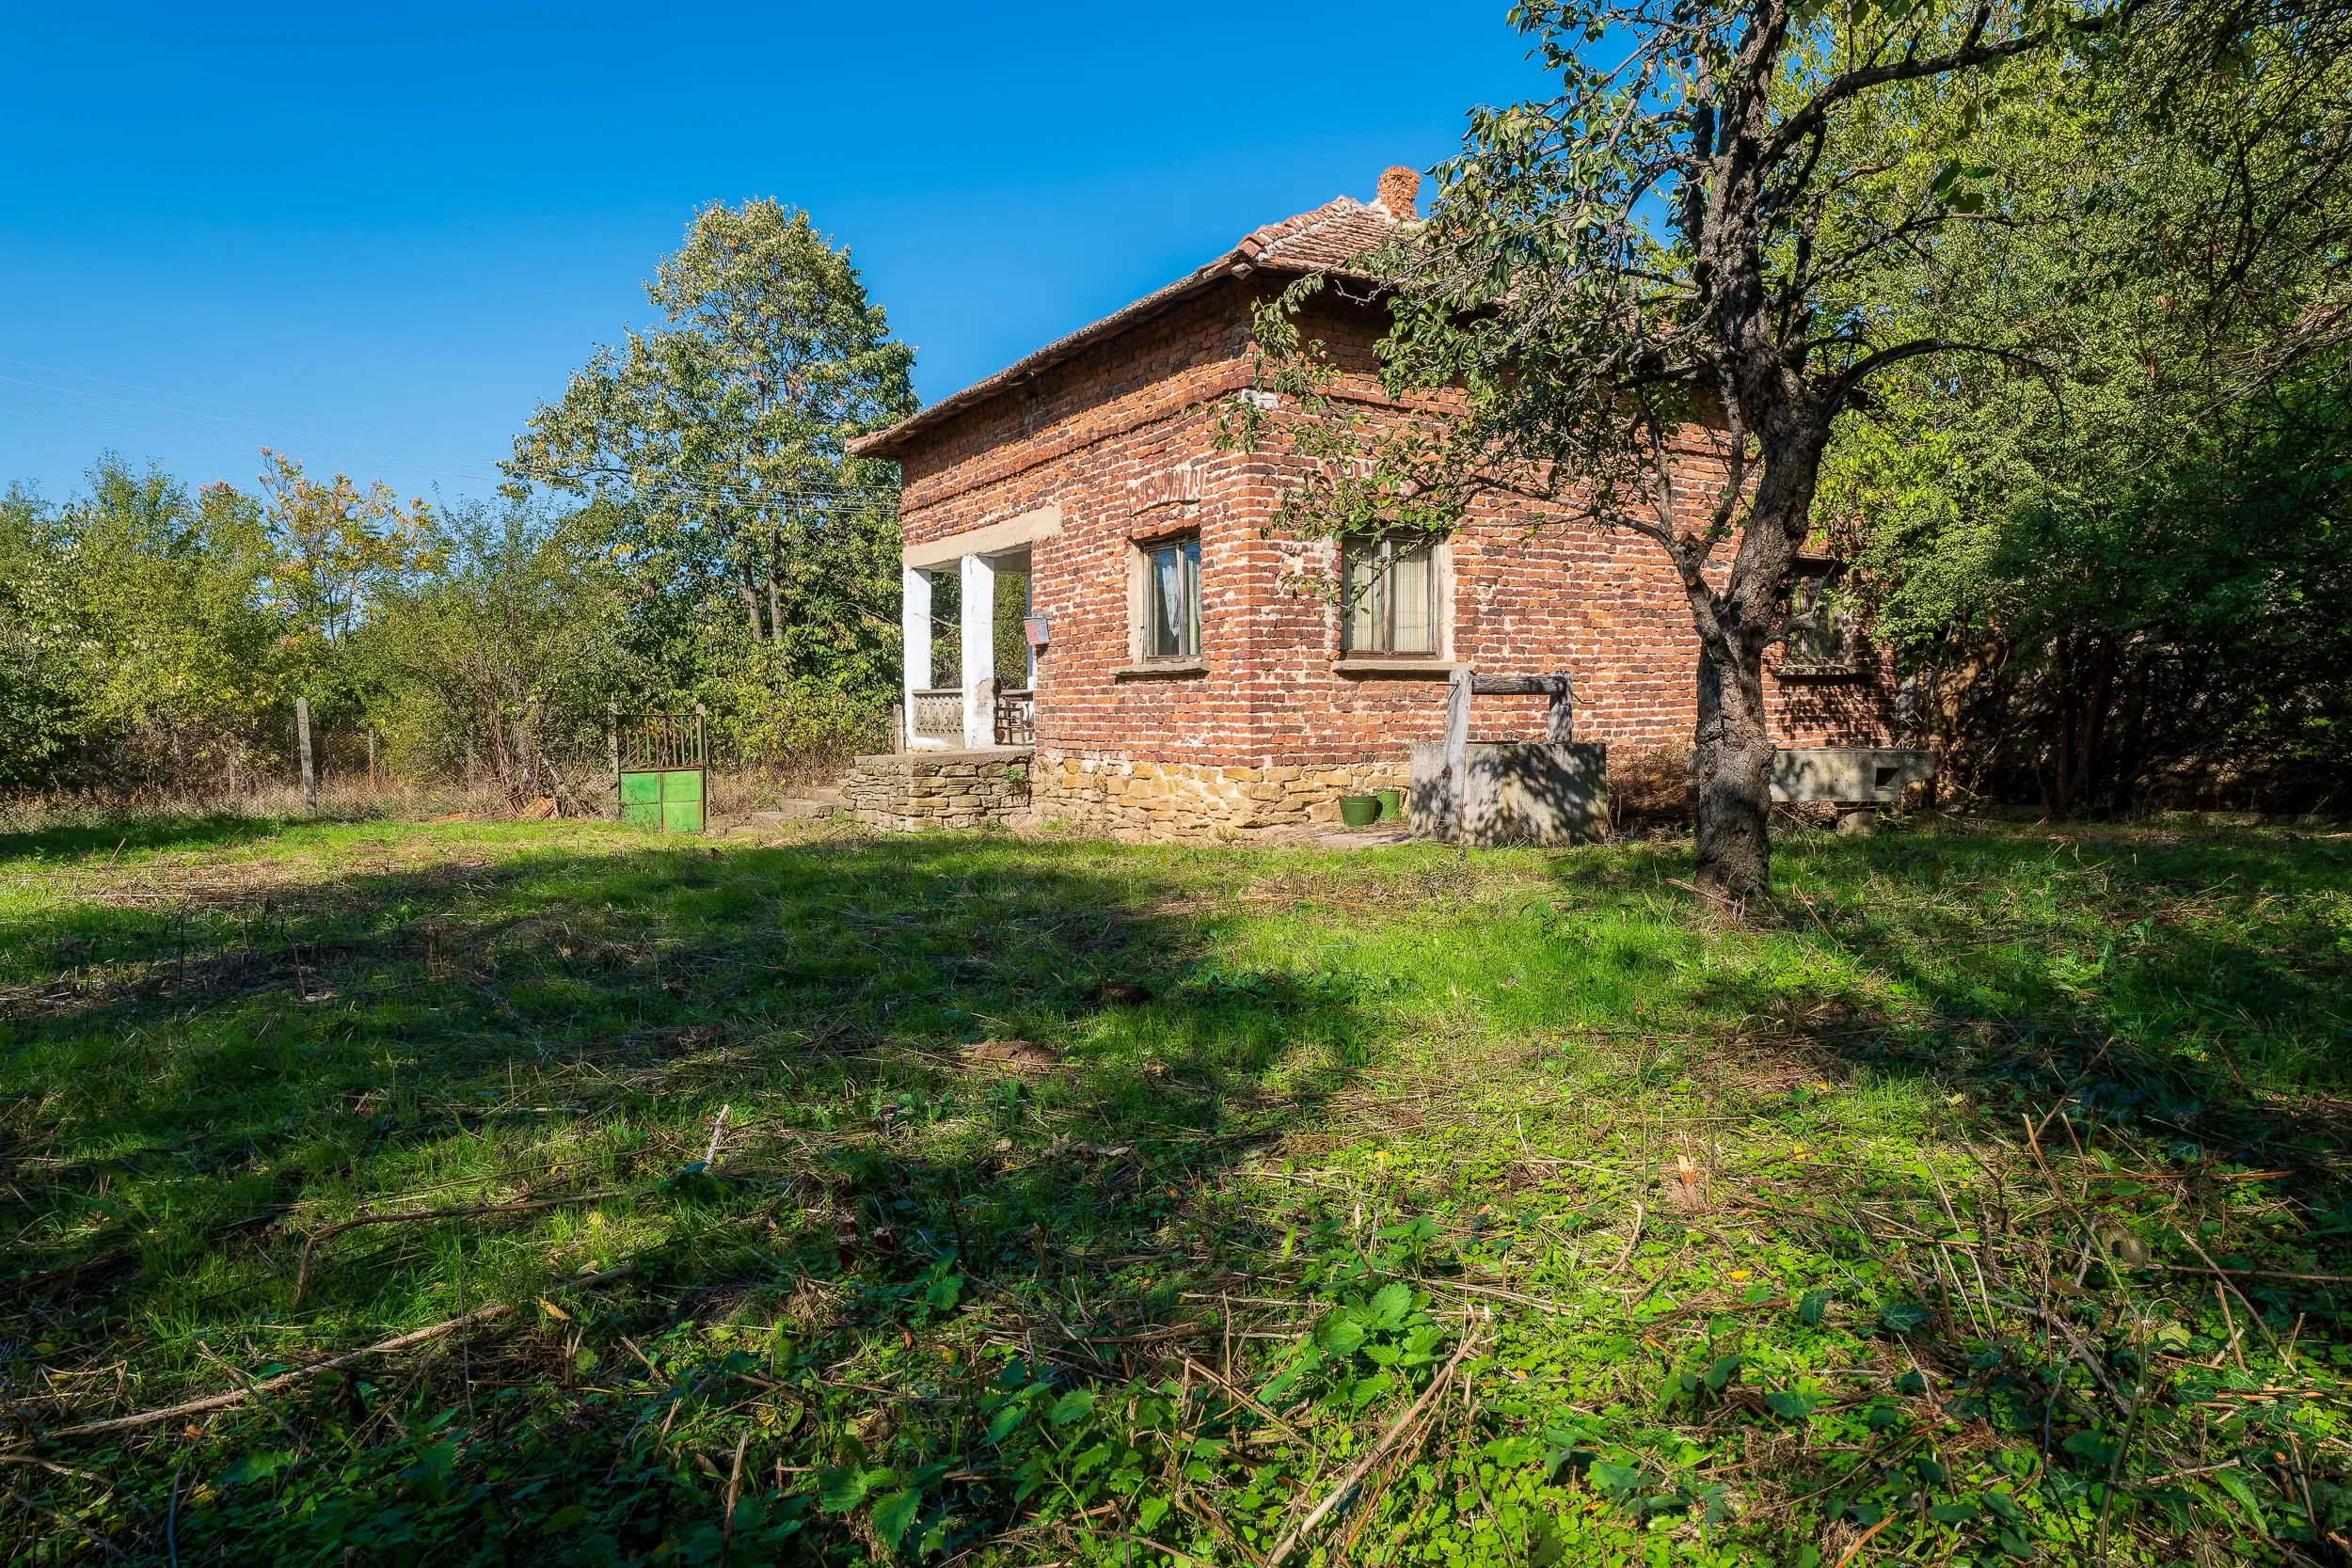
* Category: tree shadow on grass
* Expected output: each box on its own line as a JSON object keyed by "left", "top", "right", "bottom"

{"left": 0, "top": 811, "right": 295, "bottom": 866}
{"left": 0, "top": 829, "right": 1370, "bottom": 1562}
{"left": 1677, "top": 822, "right": 2352, "bottom": 1204}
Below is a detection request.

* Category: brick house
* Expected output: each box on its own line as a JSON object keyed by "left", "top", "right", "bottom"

{"left": 846, "top": 167, "right": 1899, "bottom": 838}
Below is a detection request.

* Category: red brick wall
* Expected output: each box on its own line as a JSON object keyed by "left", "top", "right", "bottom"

{"left": 891, "top": 277, "right": 1897, "bottom": 780}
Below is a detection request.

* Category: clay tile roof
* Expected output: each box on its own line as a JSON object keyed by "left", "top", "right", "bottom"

{"left": 1237, "top": 195, "right": 1402, "bottom": 272}
{"left": 849, "top": 191, "right": 1409, "bottom": 460}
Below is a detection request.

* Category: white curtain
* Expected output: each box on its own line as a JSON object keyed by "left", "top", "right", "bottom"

{"left": 1154, "top": 546, "right": 1184, "bottom": 656}
{"left": 1391, "top": 546, "right": 1434, "bottom": 653}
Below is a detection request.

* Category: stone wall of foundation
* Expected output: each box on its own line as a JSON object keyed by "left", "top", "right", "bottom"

{"left": 846, "top": 749, "right": 1031, "bottom": 831}
{"left": 1028, "top": 752, "right": 1409, "bottom": 840}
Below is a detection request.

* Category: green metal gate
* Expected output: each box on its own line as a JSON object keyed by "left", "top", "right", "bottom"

{"left": 616, "top": 709, "right": 707, "bottom": 833}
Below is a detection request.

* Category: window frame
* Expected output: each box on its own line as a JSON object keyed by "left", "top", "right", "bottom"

{"left": 1338, "top": 532, "right": 1442, "bottom": 658}
{"left": 1779, "top": 557, "right": 1860, "bottom": 674}
{"left": 1133, "top": 531, "right": 1203, "bottom": 665}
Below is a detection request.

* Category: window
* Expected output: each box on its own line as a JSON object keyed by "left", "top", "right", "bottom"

{"left": 1341, "top": 535, "right": 1438, "bottom": 656}
{"left": 1144, "top": 535, "right": 1201, "bottom": 660}
{"left": 1782, "top": 561, "right": 1856, "bottom": 672}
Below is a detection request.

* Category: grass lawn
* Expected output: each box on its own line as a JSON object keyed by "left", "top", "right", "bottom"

{"left": 2, "top": 812, "right": 2349, "bottom": 1565}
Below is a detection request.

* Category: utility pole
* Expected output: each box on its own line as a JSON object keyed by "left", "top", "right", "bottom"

{"left": 295, "top": 697, "right": 317, "bottom": 816}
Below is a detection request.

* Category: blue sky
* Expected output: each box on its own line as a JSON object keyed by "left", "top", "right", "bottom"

{"left": 0, "top": 2, "right": 1552, "bottom": 506}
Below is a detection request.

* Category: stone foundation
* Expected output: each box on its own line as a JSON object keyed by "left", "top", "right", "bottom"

{"left": 845, "top": 749, "right": 1031, "bottom": 831}
{"left": 1028, "top": 752, "right": 1410, "bottom": 840}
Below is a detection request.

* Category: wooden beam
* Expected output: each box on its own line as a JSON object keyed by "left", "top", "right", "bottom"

{"left": 1468, "top": 674, "right": 1569, "bottom": 697}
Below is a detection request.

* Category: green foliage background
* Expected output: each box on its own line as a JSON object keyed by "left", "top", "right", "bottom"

{"left": 0, "top": 202, "right": 914, "bottom": 800}
{"left": 1813, "top": 26, "right": 2352, "bottom": 813}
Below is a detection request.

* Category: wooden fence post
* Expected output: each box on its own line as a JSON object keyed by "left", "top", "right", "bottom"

{"left": 294, "top": 697, "right": 317, "bottom": 816}
{"left": 606, "top": 705, "right": 621, "bottom": 819}
{"left": 367, "top": 727, "right": 377, "bottom": 790}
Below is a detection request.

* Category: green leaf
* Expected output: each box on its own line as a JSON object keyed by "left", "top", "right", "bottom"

{"left": 1322, "top": 1315, "right": 1370, "bottom": 1357}
{"left": 1798, "top": 1289, "right": 1830, "bottom": 1326}
{"left": 870, "top": 1488, "right": 920, "bottom": 1548}
{"left": 925, "top": 1273, "right": 963, "bottom": 1309}
{"left": 1982, "top": 1491, "right": 2025, "bottom": 1524}
{"left": 817, "top": 1467, "right": 873, "bottom": 1513}
{"left": 985, "top": 1404, "right": 1026, "bottom": 1443}
{"left": 2214, "top": 1466, "right": 2269, "bottom": 1535}
{"left": 1048, "top": 1389, "right": 1096, "bottom": 1427}
{"left": 1590, "top": 1461, "right": 1642, "bottom": 1498}
{"left": 2061, "top": 1429, "right": 2118, "bottom": 1468}
{"left": 539, "top": 1503, "right": 586, "bottom": 1534}
{"left": 1137, "top": 1497, "right": 1170, "bottom": 1531}
{"left": 1765, "top": 1390, "right": 1818, "bottom": 1418}
{"left": 221, "top": 1450, "right": 298, "bottom": 1486}
{"left": 1702, "top": 1354, "right": 1742, "bottom": 1393}
{"left": 1482, "top": 1435, "right": 1546, "bottom": 1467}
{"left": 1929, "top": 1501, "right": 1978, "bottom": 1523}
{"left": 1370, "top": 1281, "right": 1413, "bottom": 1327}
{"left": 1880, "top": 1302, "right": 1931, "bottom": 1334}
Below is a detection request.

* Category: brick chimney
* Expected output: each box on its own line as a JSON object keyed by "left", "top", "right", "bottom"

{"left": 1375, "top": 166, "right": 1421, "bottom": 219}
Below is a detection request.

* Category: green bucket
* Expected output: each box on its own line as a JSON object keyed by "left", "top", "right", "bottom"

{"left": 1375, "top": 787, "right": 1403, "bottom": 823}
{"left": 1339, "top": 794, "right": 1382, "bottom": 829}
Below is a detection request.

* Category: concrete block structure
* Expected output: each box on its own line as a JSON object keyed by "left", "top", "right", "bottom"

{"left": 849, "top": 168, "right": 1901, "bottom": 841}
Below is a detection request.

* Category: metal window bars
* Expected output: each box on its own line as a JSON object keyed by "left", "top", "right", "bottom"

{"left": 619, "top": 709, "right": 708, "bottom": 771}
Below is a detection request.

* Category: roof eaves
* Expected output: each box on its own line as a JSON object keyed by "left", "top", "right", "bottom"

{"left": 847, "top": 246, "right": 1249, "bottom": 460}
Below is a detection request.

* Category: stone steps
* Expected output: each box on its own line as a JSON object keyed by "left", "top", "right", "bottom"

{"left": 716, "top": 783, "right": 852, "bottom": 835}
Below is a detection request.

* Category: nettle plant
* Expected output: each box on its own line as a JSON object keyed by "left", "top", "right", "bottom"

{"left": 1261, "top": 1278, "right": 1452, "bottom": 1415}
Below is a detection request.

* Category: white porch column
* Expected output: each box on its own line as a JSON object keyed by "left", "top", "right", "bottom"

{"left": 960, "top": 553, "right": 996, "bottom": 749}
{"left": 900, "top": 564, "right": 933, "bottom": 750}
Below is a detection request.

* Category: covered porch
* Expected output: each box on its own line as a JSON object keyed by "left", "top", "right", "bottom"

{"left": 900, "top": 508, "right": 1058, "bottom": 752}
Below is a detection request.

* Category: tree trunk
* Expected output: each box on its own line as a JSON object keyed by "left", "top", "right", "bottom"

{"left": 1692, "top": 640, "right": 1775, "bottom": 904}
{"left": 1681, "top": 431, "right": 1823, "bottom": 910}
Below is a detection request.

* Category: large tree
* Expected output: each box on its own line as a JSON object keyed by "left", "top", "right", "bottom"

{"left": 1820, "top": 13, "right": 2352, "bottom": 814}
{"left": 506, "top": 200, "right": 915, "bottom": 661}
{"left": 1317, "top": 0, "right": 2134, "bottom": 904}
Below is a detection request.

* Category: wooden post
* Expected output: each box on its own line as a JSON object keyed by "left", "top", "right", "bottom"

{"left": 1547, "top": 674, "right": 1575, "bottom": 744}
{"left": 1440, "top": 666, "right": 1472, "bottom": 842}
{"left": 606, "top": 705, "right": 621, "bottom": 818}
{"left": 294, "top": 697, "right": 317, "bottom": 816}
{"left": 367, "top": 727, "right": 377, "bottom": 790}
